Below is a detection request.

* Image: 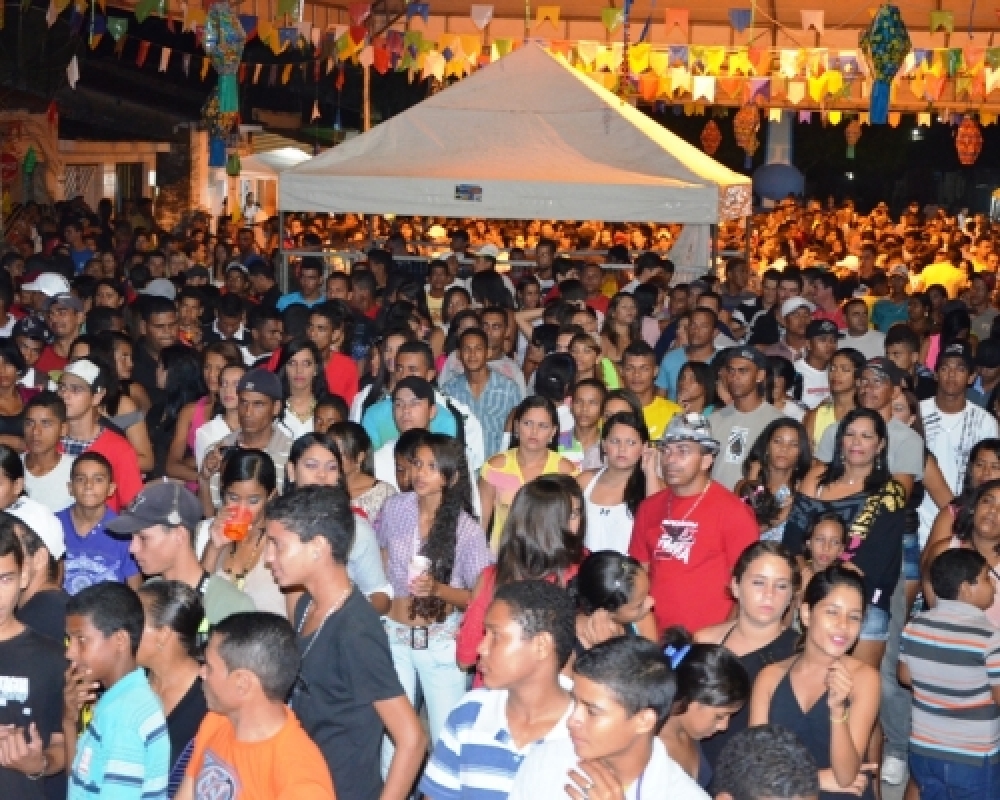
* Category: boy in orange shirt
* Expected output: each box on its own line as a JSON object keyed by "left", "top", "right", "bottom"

{"left": 176, "top": 612, "right": 335, "bottom": 800}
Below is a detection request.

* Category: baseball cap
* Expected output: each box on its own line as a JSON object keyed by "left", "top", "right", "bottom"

{"left": 975, "top": 338, "right": 1000, "bottom": 369}
{"left": 725, "top": 345, "right": 768, "bottom": 370}
{"left": 780, "top": 297, "right": 816, "bottom": 318}
{"left": 43, "top": 292, "right": 84, "bottom": 312}
{"left": 889, "top": 264, "right": 909, "bottom": 278}
{"left": 392, "top": 375, "right": 436, "bottom": 403}
{"left": 63, "top": 358, "right": 102, "bottom": 390}
{"left": 22, "top": 272, "right": 70, "bottom": 296}
{"left": 106, "top": 480, "right": 203, "bottom": 535}
{"left": 185, "top": 265, "right": 211, "bottom": 281}
{"left": 657, "top": 412, "right": 721, "bottom": 456}
{"left": 245, "top": 258, "right": 272, "bottom": 276}
{"left": 806, "top": 319, "right": 842, "bottom": 339}
{"left": 864, "top": 356, "right": 906, "bottom": 386}
{"left": 140, "top": 278, "right": 178, "bottom": 301}
{"left": 225, "top": 261, "right": 249, "bottom": 275}
{"left": 7, "top": 496, "right": 65, "bottom": 559}
{"left": 12, "top": 315, "right": 52, "bottom": 343}
{"left": 836, "top": 255, "right": 860, "bottom": 271}
{"left": 237, "top": 369, "right": 283, "bottom": 401}
{"left": 475, "top": 244, "right": 499, "bottom": 260}
{"left": 937, "top": 341, "right": 974, "bottom": 371}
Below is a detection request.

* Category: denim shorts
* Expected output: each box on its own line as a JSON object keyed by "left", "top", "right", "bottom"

{"left": 903, "top": 532, "right": 921, "bottom": 582}
{"left": 859, "top": 604, "right": 890, "bottom": 641}
{"left": 910, "top": 752, "right": 1000, "bottom": 800}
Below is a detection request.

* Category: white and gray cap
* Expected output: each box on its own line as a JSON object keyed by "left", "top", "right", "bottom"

{"left": 657, "top": 412, "right": 721, "bottom": 455}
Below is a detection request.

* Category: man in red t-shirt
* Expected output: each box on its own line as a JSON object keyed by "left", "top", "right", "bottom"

{"left": 629, "top": 412, "right": 759, "bottom": 635}
{"left": 57, "top": 359, "right": 142, "bottom": 512}
{"left": 35, "top": 292, "right": 84, "bottom": 376}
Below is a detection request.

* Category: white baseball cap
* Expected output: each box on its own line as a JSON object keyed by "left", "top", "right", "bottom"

{"left": 780, "top": 297, "right": 816, "bottom": 318}
{"left": 141, "top": 278, "right": 177, "bottom": 300}
{"left": 7, "top": 496, "right": 65, "bottom": 559}
{"left": 475, "top": 244, "right": 499, "bottom": 260}
{"left": 22, "top": 273, "right": 71, "bottom": 296}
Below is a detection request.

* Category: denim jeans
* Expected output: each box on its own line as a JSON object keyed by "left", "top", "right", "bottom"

{"left": 380, "top": 615, "right": 468, "bottom": 778}
{"left": 909, "top": 752, "right": 1000, "bottom": 800}
{"left": 880, "top": 568, "right": 911, "bottom": 760}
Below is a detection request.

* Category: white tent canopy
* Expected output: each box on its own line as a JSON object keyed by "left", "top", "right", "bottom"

{"left": 240, "top": 147, "right": 311, "bottom": 180}
{"left": 280, "top": 44, "right": 751, "bottom": 224}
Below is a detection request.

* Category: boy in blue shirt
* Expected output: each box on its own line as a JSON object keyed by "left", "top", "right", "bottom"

{"left": 64, "top": 581, "right": 170, "bottom": 800}
{"left": 59, "top": 452, "right": 140, "bottom": 594}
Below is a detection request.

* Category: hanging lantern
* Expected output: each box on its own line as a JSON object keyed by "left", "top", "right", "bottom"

{"left": 955, "top": 116, "right": 983, "bottom": 165}
{"left": 204, "top": 0, "right": 246, "bottom": 114}
{"left": 733, "top": 104, "right": 760, "bottom": 168}
{"left": 700, "top": 120, "right": 722, "bottom": 155}
{"left": 845, "top": 118, "right": 862, "bottom": 158}
{"left": 859, "top": 5, "right": 912, "bottom": 125}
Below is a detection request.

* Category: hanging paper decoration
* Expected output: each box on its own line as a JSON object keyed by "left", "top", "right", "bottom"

{"left": 470, "top": 4, "right": 493, "bottom": 29}
{"left": 801, "top": 10, "right": 824, "bottom": 35}
{"left": 929, "top": 10, "right": 954, "bottom": 34}
{"left": 955, "top": 116, "right": 983, "bottom": 164}
{"left": 406, "top": 3, "right": 429, "bottom": 24}
{"left": 664, "top": 8, "right": 688, "bottom": 32}
{"left": 348, "top": 3, "right": 370, "bottom": 25}
{"left": 204, "top": 1, "right": 246, "bottom": 114}
{"left": 536, "top": 6, "right": 560, "bottom": 28}
{"left": 238, "top": 14, "right": 257, "bottom": 38}
{"left": 845, "top": 117, "right": 861, "bottom": 158}
{"left": 601, "top": 7, "right": 623, "bottom": 32}
{"left": 700, "top": 119, "right": 722, "bottom": 154}
{"left": 860, "top": 5, "right": 911, "bottom": 125}
{"left": 226, "top": 152, "right": 241, "bottom": 177}
{"left": 728, "top": 8, "right": 752, "bottom": 33}
{"left": 733, "top": 103, "right": 759, "bottom": 167}
{"left": 134, "top": 0, "right": 164, "bottom": 23}
{"left": 66, "top": 56, "right": 80, "bottom": 89}
{"left": 23, "top": 147, "right": 37, "bottom": 174}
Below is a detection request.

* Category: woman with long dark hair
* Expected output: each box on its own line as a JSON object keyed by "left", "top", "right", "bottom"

{"left": 569, "top": 550, "right": 656, "bottom": 646}
{"left": 676, "top": 361, "right": 717, "bottom": 416}
{"left": 479, "top": 395, "right": 577, "bottom": 550}
{"left": 136, "top": 580, "right": 207, "bottom": 798}
{"left": 751, "top": 566, "right": 880, "bottom": 800}
{"left": 457, "top": 474, "right": 585, "bottom": 673}
{"left": 782, "top": 408, "right": 906, "bottom": 669}
{"left": 165, "top": 341, "right": 243, "bottom": 486}
{"left": 601, "top": 292, "right": 641, "bottom": 364}
{"left": 803, "top": 348, "right": 863, "bottom": 451}
{"left": 578, "top": 411, "right": 660, "bottom": 553}
{"left": 148, "top": 345, "right": 208, "bottom": 479}
{"left": 695, "top": 541, "right": 800, "bottom": 769}
{"left": 276, "top": 338, "right": 327, "bottom": 440}
{"left": 766, "top": 355, "right": 807, "bottom": 421}
{"left": 199, "top": 449, "right": 281, "bottom": 614}
{"left": 921, "top": 476, "right": 1000, "bottom": 626}
{"left": 327, "top": 420, "right": 397, "bottom": 519}
{"left": 374, "top": 433, "right": 492, "bottom": 752}
{"left": 740, "top": 418, "right": 813, "bottom": 542}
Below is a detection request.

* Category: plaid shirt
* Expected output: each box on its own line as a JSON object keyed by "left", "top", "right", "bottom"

{"left": 442, "top": 370, "right": 522, "bottom": 460}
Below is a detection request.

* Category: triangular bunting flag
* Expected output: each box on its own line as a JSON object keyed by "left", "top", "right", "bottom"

{"left": 159, "top": 46, "right": 170, "bottom": 72}
{"left": 66, "top": 55, "right": 79, "bottom": 88}
{"left": 136, "top": 40, "right": 150, "bottom": 67}
{"left": 801, "top": 10, "right": 824, "bottom": 35}
{"left": 470, "top": 4, "right": 493, "bottom": 29}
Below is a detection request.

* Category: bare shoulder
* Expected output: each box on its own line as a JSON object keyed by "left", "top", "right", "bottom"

{"left": 486, "top": 452, "right": 507, "bottom": 469}
{"left": 693, "top": 622, "right": 728, "bottom": 644}
{"left": 577, "top": 469, "right": 599, "bottom": 489}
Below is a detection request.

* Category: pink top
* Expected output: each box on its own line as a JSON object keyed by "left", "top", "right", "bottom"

{"left": 188, "top": 395, "right": 210, "bottom": 453}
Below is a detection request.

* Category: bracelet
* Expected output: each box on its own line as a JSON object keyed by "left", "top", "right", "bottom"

{"left": 830, "top": 707, "right": 850, "bottom": 724}
{"left": 26, "top": 753, "right": 48, "bottom": 781}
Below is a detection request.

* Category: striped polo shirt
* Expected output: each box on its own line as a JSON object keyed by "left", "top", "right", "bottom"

{"left": 900, "top": 598, "right": 1000, "bottom": 766}
{"left": 418, "top": 687, "right": 571, "bottom": 800}
{"left": 69, "top": 668, "right": 170, "bottom": 800}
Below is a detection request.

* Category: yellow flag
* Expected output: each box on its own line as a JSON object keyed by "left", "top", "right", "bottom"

{"left": 281, "top": 64, "right": 293, "bottom": 84}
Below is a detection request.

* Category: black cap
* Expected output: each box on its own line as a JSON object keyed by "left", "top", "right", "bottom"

{"left": 237, "top": 369, "right": 283, "bottom": 400}
{"left": 106, "top": 480, "right": 203, "bottom": 535}
{"left": 806, "top": 318, "right": 842, "bottom": 339}
{"left": 392, "top": 376, "right": 436, "bottom": 403}
{"left": 246, "top": 258, "right": 273, "bottom": 277}
{"left": 976, "top": 338, "right": 1000, "bottom": 369}
{"left": 725, "top": 345, "right": 769, "bottom": 370}
{"left": 184, "top": 265, "right": 211, "bottom": 281}
{"left": 937, "top": 341, "right": 975, "bottom": 371}
{"left": 12, "top": 314, "right": 52, "bottom": 343}
{"left": 864, "top": 356, "right": 906, "bottom": 386}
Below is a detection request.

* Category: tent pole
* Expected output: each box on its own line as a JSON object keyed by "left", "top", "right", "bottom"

{"left": 710, "top": 224, "right": 718, "bottom": 274}
{"left": 279, "top": 210, "right": 286, "bottom": 293}
{"left": 363, "top": 63, "right": 371, "bottom": 132}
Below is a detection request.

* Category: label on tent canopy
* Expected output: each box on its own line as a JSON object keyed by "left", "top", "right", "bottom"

{"left": 455, "top": 184, "right": 483, "bottom": 202}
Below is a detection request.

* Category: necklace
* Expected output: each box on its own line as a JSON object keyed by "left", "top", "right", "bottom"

{"left": 286, "top": 397, "right": 316, "bottom": 422}
{"left": 223, "top": 530, "right": 267, "bottom": 587}
{"left": 666, "top": 481, "right": 711, "bottom": 521}
{"left": 297, "top": 584, "right": 353, "bottom": 661}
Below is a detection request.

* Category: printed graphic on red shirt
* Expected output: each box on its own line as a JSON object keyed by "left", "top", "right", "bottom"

{"left": 653, "top": 520, "right": 698, "bottom": 564}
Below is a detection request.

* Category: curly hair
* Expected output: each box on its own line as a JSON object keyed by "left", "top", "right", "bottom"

{"left": 712, "top": 724, "right": 819, "bottom": 800}
{"left": 412, "top": 433, "right": 476, "bottom": 622}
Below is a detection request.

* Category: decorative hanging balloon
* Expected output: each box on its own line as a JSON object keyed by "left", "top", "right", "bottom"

{"left": 701, "top": 120, "right": 722, "bottom": 155}
{"left": 204, "top": 0, "right": 246, "bottom": 114}
{"left": 955, "top": 116, "right": 983, "bottom": 165}
{"left": 859, "top": 5, "right": 911, "bottom": 125}
{"left": 733, "top": 104, "right": 760, "bottom": 168}
{"left": 845, "top": 118, "right": 862, "bottom": 158}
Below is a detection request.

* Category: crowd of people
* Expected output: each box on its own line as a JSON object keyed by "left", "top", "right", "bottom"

{"left": 0, "top": 194, "right": 999, "bottom": 800}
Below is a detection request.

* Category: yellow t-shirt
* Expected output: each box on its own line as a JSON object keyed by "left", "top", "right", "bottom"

{"left": 643, "top": 397, "right": 683, "bottom": 441}
{"left": 919, "top": 261, "right": 968, "bottom": 298}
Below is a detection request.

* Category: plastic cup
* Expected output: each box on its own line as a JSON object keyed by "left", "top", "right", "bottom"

{"left": 408, "top": 555, "right": 432, "bottom": 584}
{"left": 222, "top": 506, "right": 253, "bottom": 542}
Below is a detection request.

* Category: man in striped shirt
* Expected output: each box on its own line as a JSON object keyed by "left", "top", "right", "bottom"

{"left": 419, "top": 581, "right": 575, "bottom": 800}
{"left": 899, "top": 549, "right": 1000, "bottom": 798}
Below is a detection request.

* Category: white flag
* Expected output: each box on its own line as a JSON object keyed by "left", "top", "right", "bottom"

{"left": 67, "top": 55, "right": 80, "bottom": 89}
